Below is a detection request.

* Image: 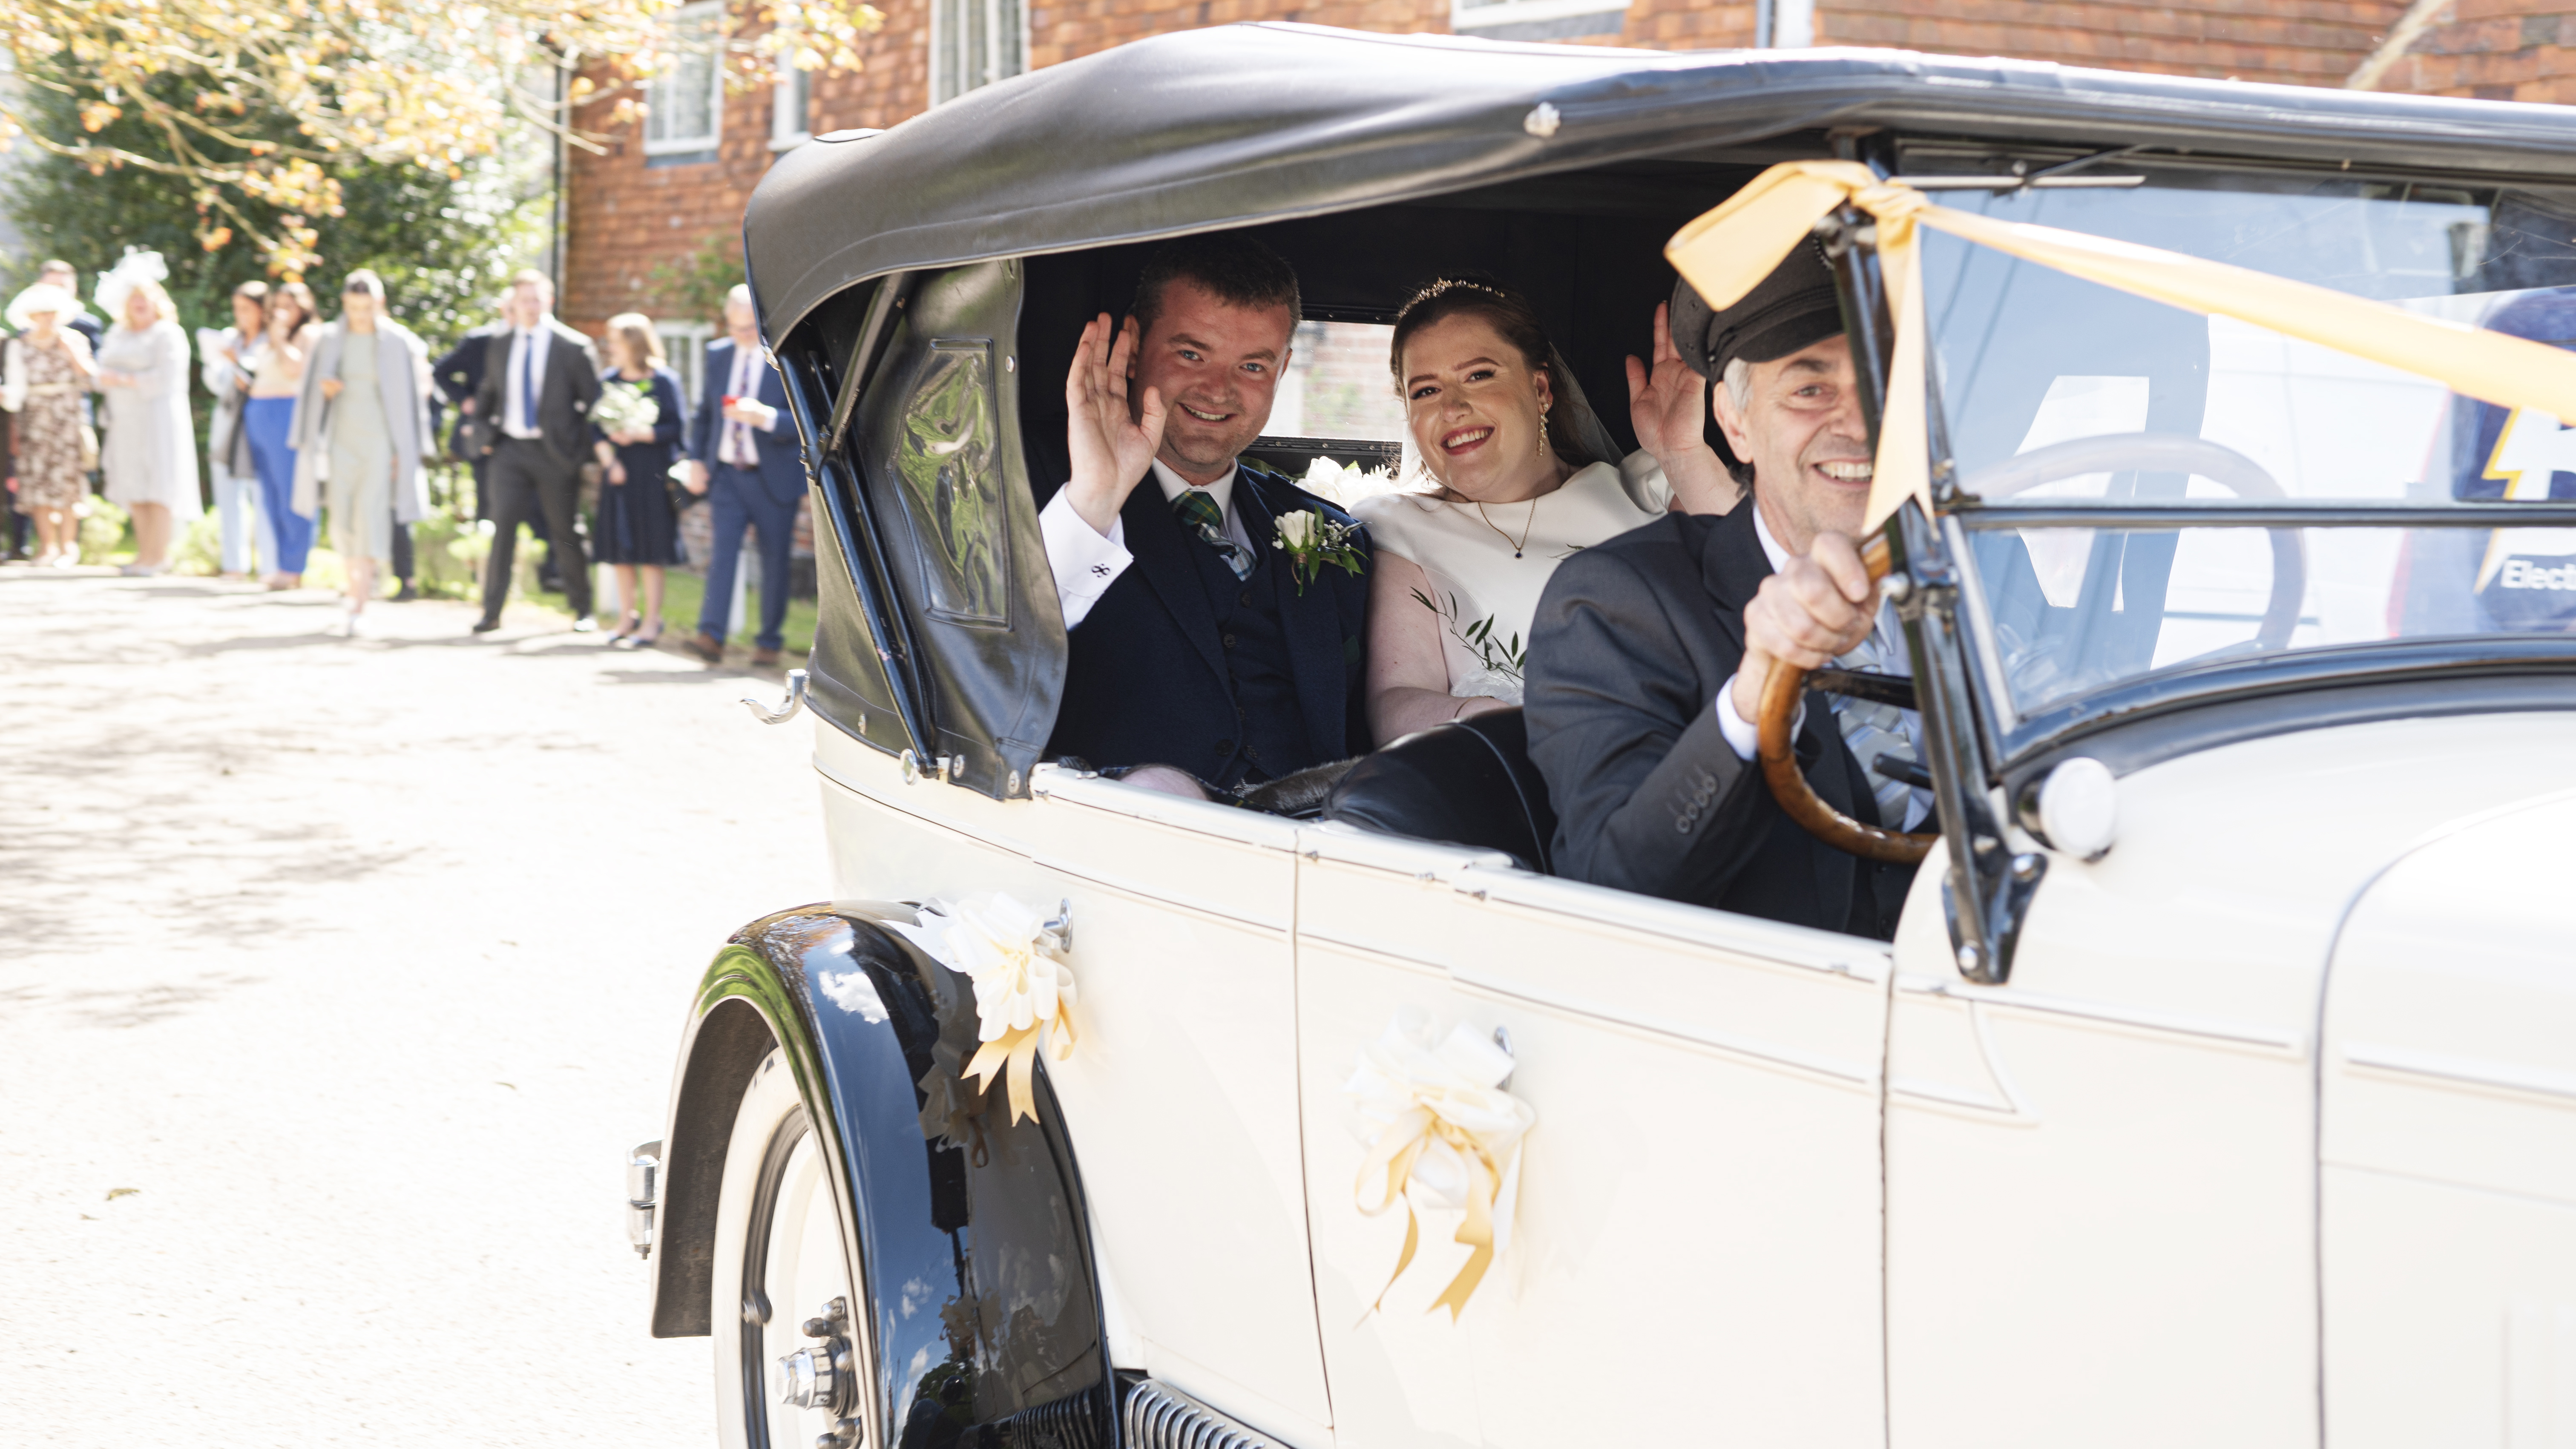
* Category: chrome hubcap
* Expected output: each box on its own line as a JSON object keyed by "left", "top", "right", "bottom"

{"left": 776, "top": 1296, "right": 851, "bottom": 1412}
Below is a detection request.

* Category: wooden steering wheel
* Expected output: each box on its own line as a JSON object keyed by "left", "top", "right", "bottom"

{"left": 1757, "top": 432, "right": 2298, "bottom": 863}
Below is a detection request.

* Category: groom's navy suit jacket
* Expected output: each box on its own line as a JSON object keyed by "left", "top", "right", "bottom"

{"left": 1047, "top": 458, "right": 1370, "bottom": 788}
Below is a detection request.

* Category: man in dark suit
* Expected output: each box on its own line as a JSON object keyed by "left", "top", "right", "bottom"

{"left": 1039, "top": 234, "right": 1369, "bottom": 795}
{"left": 472, "top": 269, "right": 602, "bottom": 633}
{"left": 684, "top": 284, "right": 804, "bottom": 668}
{"left": 1525, "top": 244, "right": 1925, "bottom": 939}
{"left": 436, "top": 306, "right": 562, "bottom": 590}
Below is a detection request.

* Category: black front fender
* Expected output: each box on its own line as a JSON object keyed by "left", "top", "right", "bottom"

{"left": 652, "top": 902, "right": 1113, "bottom": 1449}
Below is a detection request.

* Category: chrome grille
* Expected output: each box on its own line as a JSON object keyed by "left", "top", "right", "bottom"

{"left": 1121, "top": 1377, "right": 1284, "bottom": 1449}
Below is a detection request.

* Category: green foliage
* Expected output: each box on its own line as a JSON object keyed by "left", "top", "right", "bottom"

{"left": 3, "top": 68, "right": 546, "bottom": 356}
{"left": 172, "top": 513, "right": 223, "bottom": 576}
{"left": 77, "top": 497, "right": 129, "bottom": 565}
{"left": 409, "top": 503, "right": 486, "bottom": 601}
{"left": 649, "top": 232, "right": 748, "bottom": 334}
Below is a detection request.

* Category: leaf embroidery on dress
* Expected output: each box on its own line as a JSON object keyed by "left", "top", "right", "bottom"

{"left": 1412, "top": 587, "right": 1525, "bottom": 685}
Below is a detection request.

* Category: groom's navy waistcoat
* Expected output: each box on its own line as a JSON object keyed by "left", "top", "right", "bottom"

{"left": 1048, "top": 459, "right": 1371, "bottom": 789}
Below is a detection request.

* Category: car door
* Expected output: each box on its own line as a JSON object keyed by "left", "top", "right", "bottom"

{"left": 2318, "top": 787, "right": 2576, "bottom": 1448}
{"left": 1293, "top": 822, "right": 1892, "bottom": 1449}
{"left": 1879, "top": 820, "right": 2320, "bottom": 1449}
{"left": 812, "top": 747, "right": 1338, "bottom": 1445}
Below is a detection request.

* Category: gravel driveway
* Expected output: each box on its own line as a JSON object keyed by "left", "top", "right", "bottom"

{"left": 0, "top": 571, "right": 826, "bottom": 1445}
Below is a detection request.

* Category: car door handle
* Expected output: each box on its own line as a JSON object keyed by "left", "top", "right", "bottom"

{"left": 742, "top": 668, "right": 808, "bottom": 725}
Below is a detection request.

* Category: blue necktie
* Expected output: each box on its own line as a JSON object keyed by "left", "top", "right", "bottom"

{"left": 520, "top": 332, "right": 538, "bottom": 435}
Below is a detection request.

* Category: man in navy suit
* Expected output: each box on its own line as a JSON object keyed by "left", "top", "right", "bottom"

{"left": 686, "top": 283, "right": 807, "bottom": 667}
{"left": 1039, "top": 234, "right": 1370, "bottom": 795}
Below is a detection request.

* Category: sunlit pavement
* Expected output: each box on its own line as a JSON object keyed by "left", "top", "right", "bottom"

{"left": 0, "top": 567, "right": 826, "bottom": 1444}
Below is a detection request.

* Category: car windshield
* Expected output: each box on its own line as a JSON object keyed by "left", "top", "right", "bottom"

{"left": 1916, "top": 158, "right": 2576, "bottom": 733}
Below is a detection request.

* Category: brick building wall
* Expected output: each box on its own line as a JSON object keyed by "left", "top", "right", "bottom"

{"left": 2381, "top": 3, "right": 2576, "bottom": 102}
{"left": 562, "top": 0, "right": 2549, "bottom": 340}
{"left": 1810, "top": 0, "right": 2407, "bottom": 85}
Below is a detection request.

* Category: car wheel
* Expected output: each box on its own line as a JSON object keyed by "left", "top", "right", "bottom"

{"left": 711, "top": 1046, "right": 864, "bottom": 1449}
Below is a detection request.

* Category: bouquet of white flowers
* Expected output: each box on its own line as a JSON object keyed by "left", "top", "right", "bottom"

{"left": 592, "top": 381, "right": 659, "bottom": 438}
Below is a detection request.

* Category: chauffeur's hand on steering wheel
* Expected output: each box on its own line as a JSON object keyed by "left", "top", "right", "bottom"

{"left": 1731, "top": 532, "right": 1881, "bottom": 724}
{"left": 1064, "top": 312, "right": 1170, "bottom": 536}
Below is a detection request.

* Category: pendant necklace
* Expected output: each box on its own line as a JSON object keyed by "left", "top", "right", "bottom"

{"left": 1473, "top": 493, "right": 1538, "bottom": 559}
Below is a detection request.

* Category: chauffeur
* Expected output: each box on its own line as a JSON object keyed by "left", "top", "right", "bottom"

{"left": 1038, "top": 234, "right": 1371, "bottom": 794}
{"left": 1523, "top": 244, "right": 1926, "bottom": 938}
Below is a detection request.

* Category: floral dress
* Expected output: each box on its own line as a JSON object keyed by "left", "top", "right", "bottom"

{"left": 16, "top": 333, "right": 91, "bottom": 513}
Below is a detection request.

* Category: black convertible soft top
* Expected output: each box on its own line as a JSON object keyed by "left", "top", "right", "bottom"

{"left": 744, "top": 22, "right": 2576, "bottom": 336}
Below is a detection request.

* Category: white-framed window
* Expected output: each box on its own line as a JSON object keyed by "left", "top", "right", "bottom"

{"left": 930, "top": 0, "right": 1026, "bottom": 106}
{"left": 1449, "top": 0, "right": 1628, "bottom": 43}
{"left": 770, "top": 43, "right": 812, "bottom": 149}
{"left": 644, "top": 0, "right": 724, "bottom": 158}
{"left": 658, "top": 321, "right": 717, "bottom": 402}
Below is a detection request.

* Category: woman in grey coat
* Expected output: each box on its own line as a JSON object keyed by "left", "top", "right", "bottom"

{"left": 290, "top": 270, "right": 432, "bottom": 638}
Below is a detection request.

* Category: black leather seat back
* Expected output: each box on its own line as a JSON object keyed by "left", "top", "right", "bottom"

{"left": 1322, "top": 708, "right": 1558, "bottom": 873}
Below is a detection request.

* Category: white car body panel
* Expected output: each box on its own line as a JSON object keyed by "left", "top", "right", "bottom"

{"left": 2322, "top": 787, "right": 2576, "bottom": 1448}
{"left": 1294, "top": 824, "right": 1889, "bottom": 1448}
{"left": 815, "top": 730, "right": 1336, "bottom": 1443}
{"left": 812, "top": 706, "right": 2576, "bottom": 1447}
{"left": 1886, "top": 713, "right": 2576, "bottom": 1449}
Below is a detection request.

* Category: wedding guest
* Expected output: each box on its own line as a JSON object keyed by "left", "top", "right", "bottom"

{"left": 470, "top": 269, "right": 601, "bottom": 634}
{"left": 36, "top": 261, "right": 102, "bottom": 352}
{"left": 3, "top": 282, "right": 93, "bottom": 567}
{"left": 433, "top": 297, "right": 569, "bottom": 587}
{"left": 684, "top": 285, "right": 802, "bottom": 667}
{"left": 95, "top": 272, "right": 200, "bottom": 577}
{"left": 290, "top": 270, "right": 434, "bottom": 637}
{"left": 590, "top": 312, "right": 688, "bottom": 648}
{"left": 244, "top": 282, "right": 317, "bottom": 589}
{"left": 0, "top": 322, "right": 20, "bottom": 560}
{"left": 201, "top": 281, "right": 276, "bottom": 579}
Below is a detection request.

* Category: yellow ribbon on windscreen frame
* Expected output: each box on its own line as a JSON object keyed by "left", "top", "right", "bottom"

{"left": 1666, "top": 160, "right": 2576, "bottom": 533}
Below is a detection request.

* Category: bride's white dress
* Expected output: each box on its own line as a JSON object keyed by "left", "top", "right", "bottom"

{"left": 1354, "top": 456, "right": 1667, "bottom": 705}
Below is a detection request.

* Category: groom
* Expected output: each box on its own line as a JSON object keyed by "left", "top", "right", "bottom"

{"left": 1038, "top": 234, "right": 1371, "bottom": 793}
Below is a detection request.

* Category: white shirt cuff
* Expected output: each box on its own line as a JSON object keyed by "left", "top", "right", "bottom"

{"left": 1713, "top": 670, "right": 1803, "bottom": 761}
{"left": 1619, "top": 447, "right": 1673, "bottom": 515}
{"left": 1040, "top": 489, "right": 1130, "bottom": 629}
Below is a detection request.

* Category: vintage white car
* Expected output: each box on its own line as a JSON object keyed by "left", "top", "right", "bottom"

{"left": 628, "top": 26, "right": 2576, "bottom": 1449}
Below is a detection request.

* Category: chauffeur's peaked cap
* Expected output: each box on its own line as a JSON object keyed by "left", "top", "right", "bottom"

{"left": 1670, "top": 238, "right": 1844, "bottom": 379}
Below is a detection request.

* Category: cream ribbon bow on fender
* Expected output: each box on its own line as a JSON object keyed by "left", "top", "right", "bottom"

{"left": 1346, "top": 1007, "right": 1537, "bottom": 1322}
{"left": 1666, "top": 160, "right": 2576, "bottom": 534}
{"left": 890, "top": 893, "right": 1079, "bottom": 1126}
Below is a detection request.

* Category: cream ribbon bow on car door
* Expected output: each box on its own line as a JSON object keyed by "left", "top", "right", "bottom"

{"left": 890, "top": 893, "right": 1080, "bottom": 1126}
{"left": 1346, "top": 1007, "right": 1538, "bottom": 1321}
{"left": 1666, "top": 159, "right": 2576, "bottom": 533}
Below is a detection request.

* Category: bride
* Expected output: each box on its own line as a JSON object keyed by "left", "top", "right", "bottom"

{"left": 1355, "top": 277, "right": 1736, "bottom": 745}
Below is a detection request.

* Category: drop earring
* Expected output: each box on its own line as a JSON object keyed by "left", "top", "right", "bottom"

{"left": 1535, "top": 411, "right": 1550, "bottom": 458}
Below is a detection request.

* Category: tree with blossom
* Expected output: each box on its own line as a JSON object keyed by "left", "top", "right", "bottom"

{"left": 0, "top": 0, "right": 882, "bottom": 277}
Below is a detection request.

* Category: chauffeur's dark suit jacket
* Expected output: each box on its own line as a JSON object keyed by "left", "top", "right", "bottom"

{"left": 1047, "top": 459, "right": 1370, "bottom": 790}
{"left": 1524, "top": 503, "right": 1915, "bottom": 939}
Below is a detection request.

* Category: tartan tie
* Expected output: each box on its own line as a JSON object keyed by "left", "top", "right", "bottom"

{"left": 1173, "top": 488, "right": 1252, "bottom": 580}
{"left": 1829, "top": 611, "right": 1929, "bottom": 829}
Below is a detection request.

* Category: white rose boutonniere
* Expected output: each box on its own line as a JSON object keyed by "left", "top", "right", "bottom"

{"left": 1272, "top": 508, "right": 1366, "bottom": 595}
